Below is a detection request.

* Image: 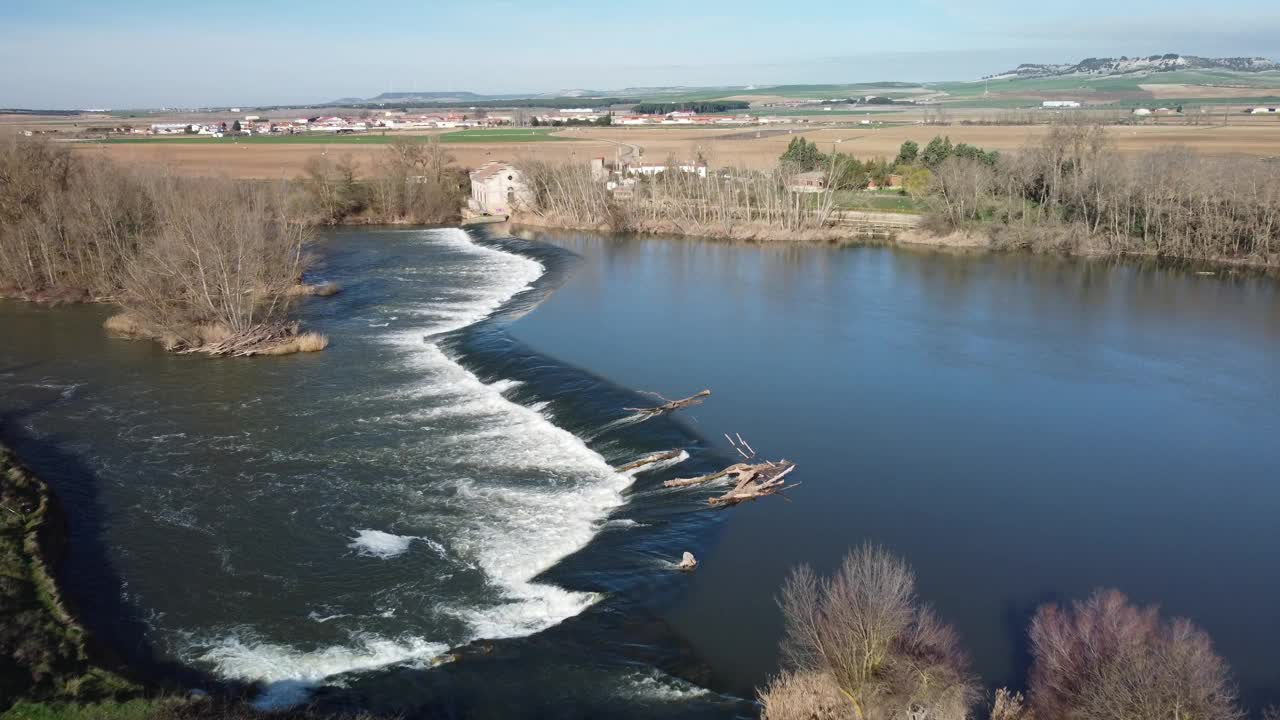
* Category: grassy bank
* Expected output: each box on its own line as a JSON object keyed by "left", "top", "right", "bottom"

{"left": 0, "top": 446, "right": 137, "bottom": 706}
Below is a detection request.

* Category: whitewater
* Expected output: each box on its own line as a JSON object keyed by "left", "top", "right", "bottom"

{"left": 187, "top": 228, "right": 636, "bottom": 706}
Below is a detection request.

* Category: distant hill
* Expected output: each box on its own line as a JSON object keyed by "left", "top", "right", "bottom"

{"left": 989, "top": 54, "right": 1279, "bottom": 80}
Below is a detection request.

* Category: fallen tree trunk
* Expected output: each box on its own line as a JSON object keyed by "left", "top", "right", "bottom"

{"left": 663, "top": 463, "right": 749, "bottom": 488}
{"left": 626, "top": 390, "right": 711, "bottom": 421}
{"left": 616, "top": 449, "right": 684, "bottom": 473}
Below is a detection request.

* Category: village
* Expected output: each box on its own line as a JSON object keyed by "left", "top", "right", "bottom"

{"left": 129, "top": 107, "right": 789, "bottom": 138}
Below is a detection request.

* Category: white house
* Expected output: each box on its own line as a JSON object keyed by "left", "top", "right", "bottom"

{"left": 1132, "top": 108, "right": 1153, "bottom": 116}
{"left": 1042, "top": 100, "right": 1081, "bottom": 109}
{"left": 469, "top": 162, "right": 531, "bottom": 216}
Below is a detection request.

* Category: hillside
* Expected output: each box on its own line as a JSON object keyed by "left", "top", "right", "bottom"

{"left": 989, "top": 54, "right": 1278, "bottom": 80}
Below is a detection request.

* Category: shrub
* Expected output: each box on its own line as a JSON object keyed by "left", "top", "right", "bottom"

{"left": 778, "top": 544, "right": 977, "bottom": 720}
{"left": 1027, "top": 589, "right": 1243, "bottom": 720}
{"left": 759, "top": 670, "right": 854, "bottom": 720}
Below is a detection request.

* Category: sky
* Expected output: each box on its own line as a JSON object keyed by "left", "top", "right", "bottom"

{"left": 2, "top": 0, "right": 1278, "bottom": 109}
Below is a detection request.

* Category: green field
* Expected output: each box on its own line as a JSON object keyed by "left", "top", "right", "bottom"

{"left": 928, "top": 69, "right": 1280, "bottom": 103}
{"left": 833, "top": 189, "right": 925, "bottom": 214}
{"left": 97, "top": 128, "right": 573, "bottom": 145}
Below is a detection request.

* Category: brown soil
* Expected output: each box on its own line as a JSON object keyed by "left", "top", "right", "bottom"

{"left": 61, "top": 121, "right": 1280, "bottom": 179}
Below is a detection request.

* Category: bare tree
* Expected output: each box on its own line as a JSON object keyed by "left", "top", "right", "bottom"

{"left": 116, "top": 177, "right": 313, "bottom": 352}
{"left": 917, "top": 124, "right": 1280, "bottom": 264}
{"left": 989, "top": 689, "right": 1030, "bottom": 720}
{"left": 517, "top": 158, "right": 840, "bottom": 239}
{"left": 777, "top": 544, "right": 978, "bottom": 720}
{"left": 1028, "top": 589, "right": 1243, "bottom": 720}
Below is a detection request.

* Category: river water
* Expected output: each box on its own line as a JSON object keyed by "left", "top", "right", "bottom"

{"left": 2, "top": 227, "right": 1279, "bottom": 715}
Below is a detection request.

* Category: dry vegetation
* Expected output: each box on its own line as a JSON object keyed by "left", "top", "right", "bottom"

{"left": 1026, "top": 590, "right": 1243, "bottom": 720}
{"left": 518, "top": 157, "right": 841, "bottom": 240}
{"left": 0, "top": 138, "right": 330, "bottom": 355}
{"left": 300, "top": 137, "right": 466, "bottom": 225}
{"left": 921, "top": 124, "right": 1280, "bottom": 265}
{"left": 764, "top": 544, "right": 978, "bottom": 720}
{"left": 761, "top": 547, "right": 1248, "bottom": 720}
{"left": 1, "top": 135, "right": 470, "bottom": 356}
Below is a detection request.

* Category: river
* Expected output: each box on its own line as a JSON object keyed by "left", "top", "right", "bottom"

{"left": 2, "top": 226, "right": 1278, "bottom": 716}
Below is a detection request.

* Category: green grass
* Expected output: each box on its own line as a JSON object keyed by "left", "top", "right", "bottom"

{"left": 927, "top": 69, "right": 1280, "bottom": 104}
{"left": 746, "top": 108, "right": 907, "bottom": 117}
{"left": 833, "top": 190, "right": 926, "bottom": 214}
{"left": 437, "top": 128, "right": 571, "bottom": 142}
{"left": 97, "top": 128, "right": 573, "bottom": 145}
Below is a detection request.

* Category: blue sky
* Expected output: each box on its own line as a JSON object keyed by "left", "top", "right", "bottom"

{"left": 2, "top": 0, "right": 1277, "bottom": 108}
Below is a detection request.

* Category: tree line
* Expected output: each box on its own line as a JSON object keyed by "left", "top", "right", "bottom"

{"left": 761, "top": 544, "right": 1253, "bottom": 720}
{"left": 531, "top": 114, "right": 613, "bottom": 127}
{"left": 0, "top": 137, "right": 467, "bottom": 354}
{"left": 632, "top": 101, "right": 751, "bottom": 115}
{"left": 518, "top": 157, "right": 842, "bottom": 241}
{"left": 908, "top": 124, "right": 1280, "bottom": 264}
{"left": 297, "top": 137, "right": 467, "bottom": 226}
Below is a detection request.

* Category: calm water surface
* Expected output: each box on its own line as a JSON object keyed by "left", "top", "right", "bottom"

{"left": 2, "top": 226, "right": 1278, "bottom": 715}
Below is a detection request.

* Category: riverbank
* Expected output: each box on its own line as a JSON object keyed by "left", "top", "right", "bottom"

{"left": 509, "top": 211, "right": 1280, "bottom": 272}
{"left": 0, "top": 443, "right": 386, "bottom": 719}
{"left": 0, "top": 444, "right": 137, "bottom": 706}
{"left": 509, "top": 210, "right": 900, "bottom": 244}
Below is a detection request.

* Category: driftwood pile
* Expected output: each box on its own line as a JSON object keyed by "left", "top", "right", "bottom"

{"left": 181, "top": 321, "right": 297, "bottom": 357}
{"left": 624, "top": 389, "right": 799, "bottom": 508}
{"left": 663, "top": 434, "right": 798, "bottom": 507}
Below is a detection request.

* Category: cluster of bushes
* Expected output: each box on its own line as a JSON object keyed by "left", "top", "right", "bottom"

{"left": 782, "top": 124, "right": 1280, "bottom": 264}
{"left": 519, "top": 156, "right": 842, "bottom": 239}
{"left": 0, "top": 135, "right": 472, "bottom": 352}
{"left": 632, "top": 101, "right": 751, "bottom": 115}
{"left": 761, "top": 544, "right": 1250, "bottom": 720}
{"left": 778, "top": 137, "right": 899, "bottom": 191}
{"left": 0, "top": 139, "right": 329, "bottom": 355}
{"left": 298, "top": 137, "right": 467, "bottom": 226}
{"left": 913, "top": 124, "right": 1280, "bottom": 263}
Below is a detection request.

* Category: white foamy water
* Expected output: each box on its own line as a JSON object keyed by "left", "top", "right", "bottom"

{"left": 381, "top": 229, "right": 632, "bottom": 638}
{"left": 348, "top": 529, "right": 417, "bottom": 559}
{"left": 393, "top": 341, "right": 630, "bottom": 640}
{"left": 198, "top": 632, "right": 448, "bottom": 709}
{"left": 616, "top": 669, "right": 713, "bottom": 702}
{"left": 196, "top": 228, "right": 637, "bottom": 704}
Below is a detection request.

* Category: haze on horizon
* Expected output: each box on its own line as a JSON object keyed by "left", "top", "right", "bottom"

{"left": 3, "top": 0, "right": 1278, "bottom": 109}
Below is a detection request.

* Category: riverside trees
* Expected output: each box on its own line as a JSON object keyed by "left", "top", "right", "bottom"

{"left": 761, "top": 548, "right": 1248, "bottom": 720}
{"left": 300, "top": 137, "right": 466, "bottom": 225}
{"left": 765, "top": 544, "right": 977, "bottom": 720}
{"left": 0, "top": 138, "right": 325, "bottom": 355}
{"left": 902, "top": 125, "right": 1280, "bottom": 264}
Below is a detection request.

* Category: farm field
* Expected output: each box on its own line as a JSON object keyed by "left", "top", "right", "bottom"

{"left": 96, "top": 128, "right": 571, "bottom": 144}
{"left": 65, "top": 121, "right": 1280, "bottom": 179}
